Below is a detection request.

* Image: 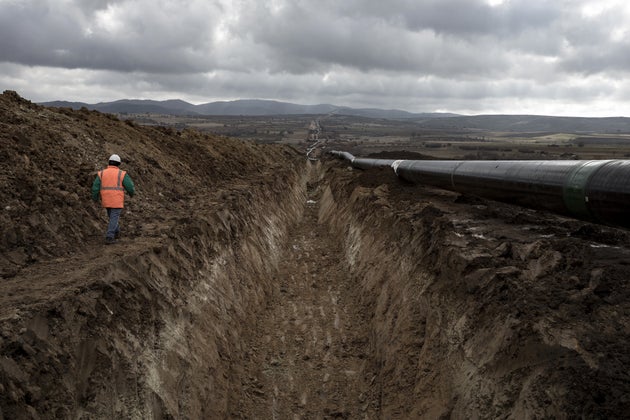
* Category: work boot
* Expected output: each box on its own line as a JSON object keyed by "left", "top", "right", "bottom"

{"left": 105, "top": 237, "right": 117, "bottom": 245}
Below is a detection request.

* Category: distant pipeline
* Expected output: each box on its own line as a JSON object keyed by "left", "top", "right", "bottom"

{"left": 330, "top": 151, "right": 630, "bottom": 230}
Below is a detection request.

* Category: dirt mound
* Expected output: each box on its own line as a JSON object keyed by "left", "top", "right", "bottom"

{"left": 321, "top": 161, "right": 630, "bottom": 417}
{"left": 0, "top": 90, "right": 297, "bottom": 277}
{"left": 0, "top": 91, "right": 306, "bottom": 418}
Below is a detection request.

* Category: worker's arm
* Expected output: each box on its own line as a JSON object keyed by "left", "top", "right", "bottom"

{"left": 123, "top": 174, "right": 135, "bottom": 197}
{"left": 91, "top": 176, "right": 101, "bottom": 201}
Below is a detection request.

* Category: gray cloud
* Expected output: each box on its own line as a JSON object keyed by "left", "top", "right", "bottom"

{"left": 0, "top": 0, "right": 222, "bottom": 72}
{"left": 1, "top": 0, "right": 630, "bottom": 116}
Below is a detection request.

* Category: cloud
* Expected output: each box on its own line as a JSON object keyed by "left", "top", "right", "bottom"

{"left": 0, "top": 0, "right": 223, "bottom": 72}
{"left": 1, "top": 0, "right": 630, "bottom": 116}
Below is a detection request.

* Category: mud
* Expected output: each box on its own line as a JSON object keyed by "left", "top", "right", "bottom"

{"left": 1, "top": 90, "right": 629, "bottom": 418}
{"left": 229, "top": 164, "right": 378, "bottom": 418}
{"left": 319, "top": 165, "right": 630, "bottom": 418}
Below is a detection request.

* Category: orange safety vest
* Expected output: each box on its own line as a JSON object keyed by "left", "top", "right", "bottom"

{"left": 98, "top": 166, "right": 127, "bottom": 208}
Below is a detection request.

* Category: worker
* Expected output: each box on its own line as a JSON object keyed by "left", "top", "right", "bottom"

{"left": 91, "top": 154, "right": 135, "bottom": 244}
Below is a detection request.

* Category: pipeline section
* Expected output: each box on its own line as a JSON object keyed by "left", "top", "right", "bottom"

{"left": 330, "top": 151, "right": 630, "bottom": 229}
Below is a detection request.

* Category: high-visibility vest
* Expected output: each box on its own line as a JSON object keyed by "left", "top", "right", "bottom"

{"left": 98, "top": 166, "right": 127, "bottom": 208}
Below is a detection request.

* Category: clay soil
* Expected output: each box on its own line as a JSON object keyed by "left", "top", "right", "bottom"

{"left": 1, "top": 90, "right": 630, "bottom": 419}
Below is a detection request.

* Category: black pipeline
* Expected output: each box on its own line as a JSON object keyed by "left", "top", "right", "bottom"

{"left": 330, "top": 151, "right": 630, "bottom": 229}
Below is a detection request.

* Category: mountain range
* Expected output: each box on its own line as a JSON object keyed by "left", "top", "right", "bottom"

{"left": 39, "top": 98, "right": 630, "bottom": 133}
{"left": 39, "top": 98, "right": 454, "bottom": 119}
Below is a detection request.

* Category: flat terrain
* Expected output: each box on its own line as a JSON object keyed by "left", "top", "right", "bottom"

{"left": 128, "top": 112, "right": 630, "bottom": 160}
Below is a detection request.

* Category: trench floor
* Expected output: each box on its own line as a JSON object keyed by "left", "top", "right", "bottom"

{"left": 230, "top": 176, "right": 379, "bottom": 418}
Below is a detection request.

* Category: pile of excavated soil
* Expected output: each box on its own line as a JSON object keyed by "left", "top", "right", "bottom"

{"left": 1, "top": 90, "right": 629, "bottom": 418}
{"left": 0, "top": 91, "right": 307, "bottom": 418}
{"left": 0, "top": 90, "right": 299, "bottom": 278}
{"left": 319, "top": 163, "right": 630, "bottom": 418}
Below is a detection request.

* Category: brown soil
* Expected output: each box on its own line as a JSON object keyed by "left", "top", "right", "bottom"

{"left": 229, "top": 165, "right": 378, "bottom": 418}
{"left": 1, "top": 90, "right": 629, "bottom": 419}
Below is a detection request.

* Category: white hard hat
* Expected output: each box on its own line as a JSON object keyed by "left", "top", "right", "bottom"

{"left": 109, "top": 154, "right": 121, "bottom": 163}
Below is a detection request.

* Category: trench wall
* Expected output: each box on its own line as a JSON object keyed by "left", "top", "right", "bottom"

{"left": 0, "top": 161, "right": 308, "bottom": 419}
{"left": 319, "top": 178, "right": 458, "bottom": 418}
{"left": 3, "top": 155, "right": 628, "bottom": 418}
{"left": 318, "top": 164, "right": 628, "bottom": 418}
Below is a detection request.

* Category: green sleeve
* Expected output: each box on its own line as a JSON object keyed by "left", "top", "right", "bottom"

{"left": 123, "top": 174, "right": 135, "bottom": 197}
{"left": 91, "top": 176, "right": 101, "bottom": 201}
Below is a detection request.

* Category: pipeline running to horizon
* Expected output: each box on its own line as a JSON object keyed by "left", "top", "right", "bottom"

{"left": 331, "top": 151, "right": 630, "bottom": 229}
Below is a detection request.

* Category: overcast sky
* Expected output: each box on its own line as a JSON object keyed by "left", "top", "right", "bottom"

{"left": 2, "top": 0, "right": 630, "bottom": 116}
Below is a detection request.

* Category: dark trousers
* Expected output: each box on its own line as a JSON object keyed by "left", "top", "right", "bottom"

{"left": 106, "top": 208, "right": 122, "bottom": 239}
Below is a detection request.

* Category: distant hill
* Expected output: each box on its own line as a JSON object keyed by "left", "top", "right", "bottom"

{"left": 39, "top": 98, "right": 456, "bottom": 120}
{"left": 193, "top": 99, "right": 339, "bottom": 116}
{"left": 415, "top": 114, "right": 630, "bottom": 134}
{"left": 39, "top": 98, "right": 630, "bottom": 132}
{"left": 42, "top": 99, "right": 199, "bottom": 116}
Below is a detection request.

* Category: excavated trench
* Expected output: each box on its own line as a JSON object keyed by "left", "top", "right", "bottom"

{"left": 2, "top": 152, "right": 630, "bottom": 418}
{"left": 0, "top": 159, "right": 307, "bottom": 419}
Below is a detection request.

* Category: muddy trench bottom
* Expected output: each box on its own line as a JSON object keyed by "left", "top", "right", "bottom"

{"left": 230, "top": 175, "right": 378, "bottom": 419}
